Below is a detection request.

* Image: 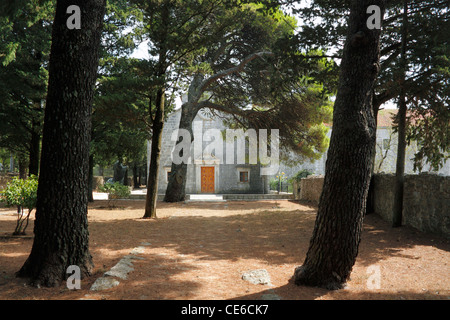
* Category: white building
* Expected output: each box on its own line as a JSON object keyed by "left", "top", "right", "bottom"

{"left": 149, "top": 108, "right": 449, "bottom": 195}
{"left": 282, "top": 109, "right": 449, "bottom": 177}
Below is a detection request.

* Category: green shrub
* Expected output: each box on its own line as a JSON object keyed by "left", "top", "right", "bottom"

{"left": 289, "top": 169, "right": 313, "bottom": 183}
{"left": 98, "top": 182, "right": 130, "bottom": 207}
{"left": 269, "top": 178, "right": 280, "bottom": 190}
{"left": 0, "top": 175, "right": 38, "bottom": 235}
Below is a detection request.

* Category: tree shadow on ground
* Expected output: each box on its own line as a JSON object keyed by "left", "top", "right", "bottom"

{"left": 233, "top": 281, "right": 448, "bottom": 300}
{"left": 0, "top": 199, "right": 448, "bottom": 300}
{"left": 86, "top": 200, "right": 449, "bottom": 299}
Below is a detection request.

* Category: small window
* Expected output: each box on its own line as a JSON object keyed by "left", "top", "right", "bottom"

{"left": 383, "top": 139, "right": 390, "bottom": 150}
{"left": 167, "top": 171, "right": 171, "bottom": 182}
{"left": 239, "top": 171, "right": 249, "bottom": 183}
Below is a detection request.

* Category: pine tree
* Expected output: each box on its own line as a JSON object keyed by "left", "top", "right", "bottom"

{"left": 163, "top": 3, "right": 335, "bottom": 202}
{"left": 17, "top": 0, "right": 106, "bottom": 287}
{"left": 293, "top": 0, "right": 385, "bottom": 290}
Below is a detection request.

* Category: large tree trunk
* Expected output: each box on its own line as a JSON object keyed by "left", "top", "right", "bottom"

{"left": 88, "top": 154, "right": 94, "bottom": 203}
{"left": 28, "top": 119, "right": 40, "bottom": 176}
{"left": 392, "top": 0, "right": 408, "bottom": 228}
{"left": 164, "top": 103, "right": 198, "bottom": 202}
{"left": 133, "top": 162, "right": 139, "bottom": 189}
{"left": 393, "top": 97, "right": 407, "bottom": 227}
{"left": 17, "top": 0, "right": 105, "bottom": 287}
{"left": 142, "top": 4, "right": 169, "bottom": 219}
{"left": 143, "top": 88, "right": 165, "bottom": 218}
{"left": 18, "top": 153, "right": 28, "bottom": 179}
{"left": 366, "top": 98, "right": 381, "bottom": 215}
{"left": 164, "top": 73, "right": 203, "bottom": 203}
{"left": 294, "top": 0, "right": 385, "bottom": 290}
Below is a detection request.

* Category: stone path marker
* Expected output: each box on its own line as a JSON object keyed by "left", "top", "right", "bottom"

{"left": 90, "top": 277, "right": 120, "bottom": 291}
{"left": 241, "top": 269, "right": 283, "bottom": 300}
{"left": 89, "top": 246, "right": 284, "bottom": 300}
{"left": 90, "top": 243, "right": 150, "bottom": 291}
{"left": 241, "top": 269, "right": 272, "bottom": 286}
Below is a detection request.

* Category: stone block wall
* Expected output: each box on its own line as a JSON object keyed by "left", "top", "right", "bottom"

{"left": 93, "top": 176, "right": 104, "bottom": 191}
{"left": 295, "top": 173, "right": 449, "bottom": 237}
{"left": 372, "top": 174, "right": 396, "bottom": 222}
{"left": 371, "top": 173, "right": 449, "bottom": 237}
{"left": 402, "top": 174, "right": 449, "bottom": 237}
{"left": 295, "top": 175, "right": 324, "bottom": 204}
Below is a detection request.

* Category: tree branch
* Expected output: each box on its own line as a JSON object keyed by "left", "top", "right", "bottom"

{"left": 380, "top": 42, "right": 401, "bottom": 57}
{"left": 198, "top": 51, "right": 274, "bottom": 95}
{"left": 196, "top": 100, "right": 241, "bottom": 115}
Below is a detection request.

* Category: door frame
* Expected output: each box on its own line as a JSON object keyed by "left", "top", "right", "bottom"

{"left": 200, "top": 166, "right": 215, "bottom": 193}
{"left": 194, "top": 157, "right": 220, "bottom": 193}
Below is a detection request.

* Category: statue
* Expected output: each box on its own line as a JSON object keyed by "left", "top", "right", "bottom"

{"left": 113, "top": 161, "right": 127, "bottom": 184}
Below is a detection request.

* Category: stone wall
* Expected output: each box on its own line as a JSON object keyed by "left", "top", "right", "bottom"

{"left": 93, "top": 176, "right": 104, "bottom": 191}
{"left": 402, "top": 174, "right": 449, "bottom": 237}
{"left": 292, "top": 180, "right": 300, "bottom": 200}
{"left": 295, "top": 175, "right": 324, "bottom": 204}
{"left": 372, "top": 173, "right": 449, "bottom": 237}
{"left": 295, "top": 173, "right": 450, "bottom": 238}
{"left": 372, "top": 174, "right": 396, "bottom": 222}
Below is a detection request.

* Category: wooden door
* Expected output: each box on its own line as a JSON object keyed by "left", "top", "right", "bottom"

{"left": 201, "top": 167, "right": 215, "bottom": 193}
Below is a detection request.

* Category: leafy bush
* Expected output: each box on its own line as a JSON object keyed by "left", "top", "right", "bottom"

{"left": 269, "top": 178, "right": 280, "bottom": 190}
{"left": 98, "top": 182, "right": 130, "bottom": 207}
{"left": 0, "top": 175, "right": 38, "bottom": 235}
{"left": 289, "top": 169, "right": 313, "bottom": 183}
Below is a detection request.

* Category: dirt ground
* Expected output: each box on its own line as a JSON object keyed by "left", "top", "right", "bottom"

{"left": 0, "top": 199, "right": 449, "bottom": 300}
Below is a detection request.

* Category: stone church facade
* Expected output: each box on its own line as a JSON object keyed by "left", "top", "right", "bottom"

{"left": 148, "top": 108, "right": 449, "bottom": 195}
{"left": 149, "top": 109, "right": 270, "bottom": 195}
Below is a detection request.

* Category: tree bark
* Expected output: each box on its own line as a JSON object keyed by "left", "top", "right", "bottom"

{"left": 143, "top": 161, "right": 147, "bottom": 186}
{"left": 366, "top": 98, "right": 381, "bottom": 215}
{"left": 164, "top": 73, "right": 203, "bottom": 202}
{"left": 143, "top": 88, "right": 165, "bottom": 218}
{"left": 142, "top": 3, "right": 170, "bottom": 219}
{"left": 18, "top": 153, "right": 28, "bottom": 179}
{"left": 28, "top": 119, "right": 40, "bottom": 176}
{"left": 294, "top": 0, "right": 385, "bottom": 290}
{"left": 164, "top": 103, "right": 199, "bottom": 202}
{"left": 16, "top": 0, "right": 105, "bottom": 287}
{"left": 392, "top": 0, "right": 408, "bottom": 228}
{"left": 88, "top": 154, "right": 94, "bottom": 202}
{"left": 123, "top": 166, "right": 128, "bottom": 186}
{"left": 133, "top": 162, "right": 139, "bottom": 188}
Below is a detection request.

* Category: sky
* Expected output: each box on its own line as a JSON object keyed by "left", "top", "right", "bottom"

{"left": 130, "top": 40, "right": 150, "bottom": 60}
